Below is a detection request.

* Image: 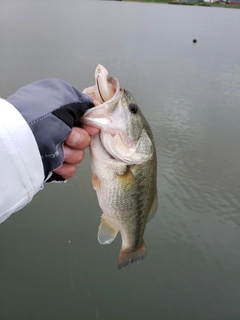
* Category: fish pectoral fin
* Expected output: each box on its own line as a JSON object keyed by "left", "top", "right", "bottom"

{"left": 147, "top": 189, "right": 158, "bottom": 224}
{"left": 98, "top": 217, "right": 119, "bottom": 245}
{"left": 117, "top": 165, "right": 135, "bottom": 191}
{"left": 118, "top": 241, "right": 147, "bottom": 270}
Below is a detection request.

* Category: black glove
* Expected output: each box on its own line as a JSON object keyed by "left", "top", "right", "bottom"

{"left": 7, "top": 78, "right": 94, "bottom": 181}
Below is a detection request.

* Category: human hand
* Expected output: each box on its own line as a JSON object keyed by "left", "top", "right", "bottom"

{"left": 7, "top": 78, "right": 98, "bottom": 181}
{"left": 54, "top": 126, "right": 99, "bottom": 179}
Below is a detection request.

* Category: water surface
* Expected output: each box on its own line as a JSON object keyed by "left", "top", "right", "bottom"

{"left": 0, "top": 1, "right": 240, "bottom": 319}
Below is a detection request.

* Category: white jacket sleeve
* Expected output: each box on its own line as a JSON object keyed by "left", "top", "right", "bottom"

{"left": 0, "top": 98, "right": 44, "bottom": 223}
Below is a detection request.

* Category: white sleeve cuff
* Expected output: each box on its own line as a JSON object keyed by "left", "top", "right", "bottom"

{"left": 0, "top": 98, "right": 44, "bottom": 223}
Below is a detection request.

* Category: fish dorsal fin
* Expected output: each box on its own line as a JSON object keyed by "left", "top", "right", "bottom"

{"left": 98, "top": 217, "right": 119, "bottom": 245}
{"left": 147, "top": 190, "right": 158, "bottom": 224}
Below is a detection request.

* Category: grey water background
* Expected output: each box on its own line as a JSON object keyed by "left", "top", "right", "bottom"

{"left": 1, "top": 0, "right": 240, "bottom": 319}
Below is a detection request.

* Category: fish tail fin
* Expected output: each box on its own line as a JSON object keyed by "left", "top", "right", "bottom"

{"left": 118, "top": 241, "right": 147, "bottom": 270}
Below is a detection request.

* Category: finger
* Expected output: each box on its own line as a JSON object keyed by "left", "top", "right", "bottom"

{"left": 81, "top": 125, "right": 100, "bottom": 136}
{"left": 54, "top": 163, "right": 77, "bottom": 180}
{"left": 63, "top": 145, "right": 85, "bottom": 165}
{"left": 65, "top": 127, "right": 91, "bottom": 150}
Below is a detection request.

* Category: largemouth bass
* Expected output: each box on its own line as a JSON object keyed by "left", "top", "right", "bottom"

{"left": 82, "top": 65, "right": 158, "bottom": 269}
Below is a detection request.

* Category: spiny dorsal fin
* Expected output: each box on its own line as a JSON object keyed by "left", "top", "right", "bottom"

{"left": 98, "top": 217, "right": 119, "bottom": 245}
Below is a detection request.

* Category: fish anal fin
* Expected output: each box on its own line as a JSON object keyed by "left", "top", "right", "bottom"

{"left": 98, "top": 217, "right": 119, "bottom": 245}
{"left": 118, "top": 241, "right": 147, "bottom": 270}
{"left": 147, "top": 189, "right": 158, "bottom": 223}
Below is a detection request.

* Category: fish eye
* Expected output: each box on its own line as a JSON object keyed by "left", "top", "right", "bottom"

{"left": 129, "top": 104, "right": 138, "bottom": 114}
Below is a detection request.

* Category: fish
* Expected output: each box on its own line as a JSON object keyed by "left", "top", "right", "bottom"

{"left": 81, "top": 64, "right": 158, "bottom": 269}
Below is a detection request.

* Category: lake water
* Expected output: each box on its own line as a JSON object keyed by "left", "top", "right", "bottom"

{"left": 1, "top": 1, "right": 240, "bottom": 319}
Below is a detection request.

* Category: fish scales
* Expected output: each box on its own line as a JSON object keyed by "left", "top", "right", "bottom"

{"left": 81, "top": 64, "right": 158, "bottom": 269}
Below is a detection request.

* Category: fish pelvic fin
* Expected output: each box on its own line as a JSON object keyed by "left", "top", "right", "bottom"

{"left": 118, "top": 241, "right": 147, "bottom": 270}
{"left": 98, "top": 216, "right": 119, "bottom": 245}
{"left": 92, "top": 174, "right": 101, "bottom": 191}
